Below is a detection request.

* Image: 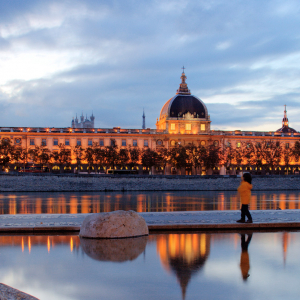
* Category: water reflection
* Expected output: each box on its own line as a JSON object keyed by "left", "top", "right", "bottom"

{"left": 80, "top": 236, "right": 148, "bottom": 262}
{"left": 156, "top": 233, "right": 210, "bottom": 299}
{"left": 1, "top": 190, "right": 300, "bottom": 215}
{"left": 0, "top": 232, "right": 298, "bottom": 299}
{"left": 240, "top": 233, "right": 252, "bottom": 281}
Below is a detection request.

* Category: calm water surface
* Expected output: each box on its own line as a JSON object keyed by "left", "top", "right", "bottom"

{"left": 0, "top": 231, "right": 299, "bottom": 300}
{"left": 0, "top": 190, "right": 299, "bottom": 214}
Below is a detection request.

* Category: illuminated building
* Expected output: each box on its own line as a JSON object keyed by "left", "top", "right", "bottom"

{"left": 0, "top": 69, "right": 299, "bottom": 174}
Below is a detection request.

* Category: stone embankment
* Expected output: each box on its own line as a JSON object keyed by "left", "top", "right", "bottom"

{"left": 0, "top": 173, "right": 300, "bottom": 192}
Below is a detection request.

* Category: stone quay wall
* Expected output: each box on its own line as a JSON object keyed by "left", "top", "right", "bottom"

{"left": 0, "top": 173, "right": 300, "bottom": 192}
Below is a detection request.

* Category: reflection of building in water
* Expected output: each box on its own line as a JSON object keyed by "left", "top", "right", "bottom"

{"left": 0, "top": 235, "right": 80, "bottom": 253}
{"left": 1, "top": 192, "right": 300, "bottom": 215}
{"left": 156, "top": 233, "right": 211, "bottom": 300}
{"left": 282, "top": 232, "right": 290, "bottom": 265}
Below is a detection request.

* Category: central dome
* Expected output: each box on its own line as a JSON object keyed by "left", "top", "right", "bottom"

{"left": 159, "top": 71, "right": 208, "bottom": 120}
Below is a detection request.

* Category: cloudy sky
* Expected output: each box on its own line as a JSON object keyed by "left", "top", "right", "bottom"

{"left": 1, "top": 0, "right": 300, "bottom": 131}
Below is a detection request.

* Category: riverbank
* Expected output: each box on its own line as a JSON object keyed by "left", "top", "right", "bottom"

{"left": 0, "top": 210, "right": 300, "bottom": 233}
{"left": 0, "top": 173, "right": 300, "bottom": 192}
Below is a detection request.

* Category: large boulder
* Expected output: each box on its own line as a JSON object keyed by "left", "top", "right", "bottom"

{"left": 79, "top": 210, "right": 149, "bottom": 238}
{"left": 80, "top": 236, "right": 148, "bottom": 262}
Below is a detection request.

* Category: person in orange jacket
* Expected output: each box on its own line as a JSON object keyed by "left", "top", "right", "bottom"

{"left": 236, "top": 172, "right": 253, "bottom": 223}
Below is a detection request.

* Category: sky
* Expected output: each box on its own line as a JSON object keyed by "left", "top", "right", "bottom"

{"left": 1, "top": 0, "right": 300, "bottom": 131}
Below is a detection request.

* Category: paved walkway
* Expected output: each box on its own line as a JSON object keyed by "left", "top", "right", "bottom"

{"left": 0, "top": 210, "right": 300, "bottom": 233}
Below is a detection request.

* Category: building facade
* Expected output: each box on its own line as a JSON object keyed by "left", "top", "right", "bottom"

{"left": 0, "top": 71, "right": 299, "bottom": 174}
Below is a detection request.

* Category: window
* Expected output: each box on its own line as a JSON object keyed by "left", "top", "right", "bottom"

{"left": 170, "top": 140, "right": 176, "bottom": 146}
{"left": 286, "top": 143, "right": 289, "bottom": 149}
{"left": 201, "top": 124, "right": 205, "bottom": 131}
{"left": 42, "top": 139, "right": 46, "bottom": 146}
{"left": 77, "top": 139, "right": 81, "bottom": 146}
{"left": 110, "top": 139, "right": 115, "bottom": 146}
{"left": 214, "top": 140, "right": 219, "bottom": 146}
{"left": 201, "top": 140, "right": 206, "bottom": 146}
{"left": 157, "top": 140, "right": 163, "bottom": 146}
{"left": 99, "top": 139, "right": 104, "bottom": 146}
{"left": 226, "top": 141, "right": 231, "bottom": 147}
{"left": 30, "top": 139, "right": 35, "bottom": 146}
{"left": 53, "top": 139, "right": 58, "bottom": 146}
{"left": 65, "top": 139, "right": 70, "bottom": 146}
{"left": 247, "top": 143, "right": 251, "bottom": 148}
{"left": 88, "top": 139, "right": 93, "bottom": 146}
{"left": 170, "top": 123, "right": 175, "bottom": 130}
{"left": 122, "top": 139, "right": 126, "bottom": 146}
{"left": 15, "top": 138, "right": 21, "bottom": 145}
{"left": 144, "top": 140, "right": 148, "bottom": 147}
{"left": 236, "top": 142, "right": 241, "bottom": 148}
{"left": 133, "top": 139, "right": 137, "bottom": 147}
{"left": 185, "top": 123, "right": 191, "bottom": 131}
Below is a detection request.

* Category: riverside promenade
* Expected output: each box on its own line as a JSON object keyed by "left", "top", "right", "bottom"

{"left": 0, "top": 210, "right": 300, "bottom": 233}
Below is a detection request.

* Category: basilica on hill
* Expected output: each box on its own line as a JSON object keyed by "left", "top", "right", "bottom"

{"left": 0, "top": 69, "right": 299, "bottom": 175}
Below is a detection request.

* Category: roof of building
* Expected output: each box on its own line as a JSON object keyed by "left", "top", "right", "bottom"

{"left": 159, "top": 70, "right": 208, "bottom": 120}
{"left": 276, "top": 125, "right": 297, "bottom": 133}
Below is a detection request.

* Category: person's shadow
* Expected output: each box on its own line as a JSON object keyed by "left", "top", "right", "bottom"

{"left": 240, "top": 233, "right": 253, "bottom": 281}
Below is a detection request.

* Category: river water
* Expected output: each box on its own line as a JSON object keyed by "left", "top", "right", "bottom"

{"left": 0, "top": 190, "right": 299, "bottom": 214}
{"left": 0, "top": 231, "right": 299, "bottom": 300}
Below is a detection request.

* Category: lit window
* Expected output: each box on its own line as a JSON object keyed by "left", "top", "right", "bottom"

{"left": 77, "top": 140, "right": 81, "bottom": 146}
{"left": 170, "top": 140, "right": 176, "bottom": 146}
{"left": 122, "top": 139, "right": 126, "bottom": 146}
{"left": 170, "top": 123, "right": 175, "bottom": 130}
{"left": 30, "top": 139, "right": 34, "bottom": 146}
{"left": 185, "top": 124, "right": 191, "bottom": 131}
{"left": 53, "top": 139, "right": 58, "bottom": 146}
{"left": 88, "top": 139, "right": 93, "bottom": 146}
{"left": 201, "top": 140, "right": 206, "bottom": 146}
{"left": 65, "top": 139, "right": 70, "bottom": 146}
{"left": 201, "top": 124, "right": 205, "bottom": 131}
{"left": 133, "top": 140, "right": 137, "bottom": 147}
{"left": 42, "top": 139, "right": 46, "bottom": 146}
{"left": 99, "top": 139, "right": 104, "bottom": 146}
{"left": 236, "top": 142, "right": 241, "bottom": 148}
{"left": 144, "top": 140, "right": 148, "bottom": 147}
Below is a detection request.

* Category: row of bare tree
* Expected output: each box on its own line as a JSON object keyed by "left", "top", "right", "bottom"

{"left": 0, "top": 138, "right": 300, "bottom": 174}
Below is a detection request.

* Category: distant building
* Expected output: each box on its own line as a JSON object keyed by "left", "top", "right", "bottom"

{"left": 0, "top": 69, "right": 299, "bottom": 175}
{"left": 71, "top": 112, "right": 95, "bottom": 128}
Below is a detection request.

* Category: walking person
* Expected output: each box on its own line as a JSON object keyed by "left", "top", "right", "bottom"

{"left": 236, "top": 172, "right": 253, "bottom": 223}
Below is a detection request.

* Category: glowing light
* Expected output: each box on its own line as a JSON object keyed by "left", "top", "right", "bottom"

{"left": 70, "top": 237, "right": 74, "bottom": 252}
{"left": 28, "top": 236, "right": 31, "bottom": 254}
{"left": 47, "top": 236, "right": 50, "bottom": 253}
